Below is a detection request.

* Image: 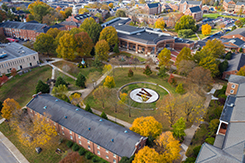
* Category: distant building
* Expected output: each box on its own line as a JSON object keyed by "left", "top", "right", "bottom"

{"left": 202, "top": 5, "right": 209, "bottom": 13}
{"left": 143, "top": 3, "right": 162, "bottom": 15}
{"left": 59, "top": 21, "right": 79, "bottom": 30}
{"left": 221, "top": 28, "right": 245, "bottom": 42}
{"left": 235, "top": 2, "right": 245, "bottom": 13}
{"left": 179, "top": 0, "right": 202, "bottom": 13}
{"left": 66, "top": 13, "right": 99, "bottom": 24}
{"left": 0, "top": 42, "right": 39, "bottom": 75}
{"left": 169, "top": 3, "right": 179, "bottom": 11}
{"left": 184, "top": 6, "right": 203, "bottom": 21}
{"left": 26, "top": 94, "right": 147, "bottom": 163}
{"left": 223, "top": 0, "right": 236, "bottom": 12}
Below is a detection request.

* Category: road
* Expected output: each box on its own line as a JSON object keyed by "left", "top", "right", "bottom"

{"left": 0, "top": 142, "right": 18, "bottom": 163}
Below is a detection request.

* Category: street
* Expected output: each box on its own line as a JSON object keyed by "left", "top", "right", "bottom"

{"left": 0, "top": 141, "right": 18, "bottom": 163}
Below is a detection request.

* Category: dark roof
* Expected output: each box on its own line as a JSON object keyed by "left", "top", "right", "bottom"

{"left": 175, "top": 38, "right": 194, "bottom": 44}
{"left": 26, "top": 94, "right": 145, "bottom": 158}
{"left": 223, "top": 28, "right": 245, "bottom": 37}
{"left": 220, "top": 95, "right": 236, "bottom": 122}
{"left": 236, "top": 1, "right": 245, "bottom": 5}
{"left": 27, "top": 20, "right": 39, "bottom": 23}
{"left": 225, "top": 53, "right": 245, "bottom": 72}
{"left": 228, "top": 74, "right": 245, "bottom": 84}
{"left": 189, "top": 6, "right": 202, "bottom": 13}
{"left": 74, "top": 13, "right": 92, "bottom": 21}
{"left": 59, "top": 21, "right": 79, "bottom": 27}
{"left": 147, "top": 3, "right": 160, "bottom": 8}
{"left": 222, "top": 38, "right": 245, "bottom": 47}
{"left": 0, "top": 21, "right": 46, "bottom": 33}
{"left": 180, "top": 0, "right": 202, "bottom": 5}
{"left": 101, "top": 17, "right": 131, "bottom": 27}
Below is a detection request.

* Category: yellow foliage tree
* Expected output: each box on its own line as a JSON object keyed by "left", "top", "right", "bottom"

{"left": 103, "top": 76, "right": 116, "bottom": 88}
{"left": 118, "top": 92, "right": 128, "bottom": 105}
{"left": 102, "top": 64, "right": 112, "bottom": 74}
{"left": 133, "top": 146, "right": 160, "bottom": 163}
{"left": 69, "top": 93, "right": 82, "bottom": 105}
{"left": 130, "top": 116, "right": 162, "bottom": 138}
{"left": 157, "top": 48, "right": 171, "bottom": 67}
{"left": 154, "top": 18, "right": 166, "bottom": 31}
{"left": 16, "top": 7, "right": 21, "bottom": 11}
{"left": 56, "top": 33, "right": 76, "bottom": 60}
{"left": 155, "top": 131, "right": 181, "bottom": 162}
{"left": 1, "top": 98, "right": 21, "bottom": 120}
{"left": 99, "top": 26, "right": 118, "bottom": 47}
{"left": 95, "top": 40, "right": 110, "bottom": 61}
{"left": 46, "top": 28, "right": 61, "bottom": 39}
{"left": 108, "top": 3, "right": 114, "bottom": 8}
{"left": 79, "top": 8, "right": 89, "bottom": 14}
{"left": 202, "top": 24, "right": 211, "bottom": 36}
{"left": 60, "top": 10, "right": 66, "bottom": 19}
{"left": 237, "top": 66, "right": 245, "bottom": 76}
{"left": 28, "top": 1, "right": 52, "bottom": 23}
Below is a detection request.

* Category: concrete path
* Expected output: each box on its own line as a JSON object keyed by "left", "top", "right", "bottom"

{"left": 0, "top": 119, "right": 29, "bottom": 163}
{"left": 48, "top": 64, "right": 77, "bottom": 80}
{"left": 195, "top": 33, "right": 200, "bottom": 40}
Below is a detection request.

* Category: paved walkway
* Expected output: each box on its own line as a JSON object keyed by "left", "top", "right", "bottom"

{"left": 0, "top": 119, "right": 29, "bottom": 163}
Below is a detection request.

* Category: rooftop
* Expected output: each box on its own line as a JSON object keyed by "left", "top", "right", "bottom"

{"left": 146, "top": 3, "right": 160, "bottom": 8}
{"left": 225, "top": 53, "right": 245, "bottom": 72}
{"left": 189, "top": 6, "right": 202, "bottom": 13}
{"left": 0, "top": 21, "right": 47, "bottom": 32}
{"left": 180, "top": 0, "right": 202, "bottom": 5}
{"left": 222, "top": 28, "right": 245, "bottom": 38}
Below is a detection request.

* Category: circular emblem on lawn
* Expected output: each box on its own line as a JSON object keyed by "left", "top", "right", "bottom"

{"left": 129, "top": 88, "right": 159, "bottom": 103}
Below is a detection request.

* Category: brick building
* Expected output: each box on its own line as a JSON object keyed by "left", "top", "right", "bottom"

{"left": 184, "top": 6, "right": 203, "bottom": 21}
{"left": 223, "top": 0, "right": 236, "bottom": 12}
{"left": 221, "top": 28, "right": 245, "bottom": 42}
{"left": 235, "top": 2, "right": 245, "bottom": 13}
{"left": 0, "top": 42, "right": 39, "bottom": 75}
{"left": 66, "top": 13, "right": 99, "bottom": 24}
{"left": 179, "top": 0, "right": 202, "bottom": 13}
{"left": 59, "top": 21, "right": 79, "bottom": 30}
{"left": 169, "top": 3, "right": 179, "bottom": 11}
{"left": 143, "top": 3, "right": 162, "bottom": 15}
{"left": 202, "top": 5, "right": 209, "bottom": 13}
{"left": 26, "top": 94, "right": 147, "bottom": 163}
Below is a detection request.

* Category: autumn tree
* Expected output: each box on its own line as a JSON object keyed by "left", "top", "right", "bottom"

{"left": 175, "top": 15, "right": 197, "bottom": 32}
{"left": 199, "top": 55, "right": 220, "bottom": 77}
{"left": 133, "top": 146, "right": 160, "bottom": 163}
{"left": 108, "top": 3, "right": 113, "bottom": 8}
{"left": 202, "top": 39, "right": 225, "bottom": 58}
{"left": 175, "top": 83, "right": 185, "bottom": 94}
{"left": 202, "top": 24, "right": 211, "bottom": 36}
{"left": 11, "top": 68, "right": 17, "bottom": 77}
{"left": 115, "top": 10, "right": 126, "bottom": 17}
{"left": 1, "top": 98, "right": 21, "bottom": 120}
{"left": 103, "top": 76, "right": 115, "bottom": 88}
{"left": 154, "top": 18, "right": 165, "bottom": 31}
{"left": 157, "top": 48, "right": 171, "bottom": 67}
{"left": 101, "top": 4, "right": 109, "bottom": 11}
{"left": 74, "top": 32, "right": 93, "bottom": 57}
{"left": 34, "top": 33, "right": 55, "bottom": 55}
{"left": 177, "top": 60, "right": 197, "bottom": 76}
{"left": 80, "top": 17, "right": 102, "bottom": 43}
{"left": 69, "top": 93, "right": 82, "bottom": 106}
{"left": 28, "top": 1, "right": 52, "bottom": 23}
{"left": 0, "top": 74, "right": 8, "bottom": 84}
{"left": 76, "top": 73, "right": 86, "bottom": 88}
{"left": 64, "top": 7, "right": 72, "bottom": 18}
{"left": 154, "top": 131, "right": 181, "bottom": 162}
{"left": 139, "top": 0, "right": 146, "bottom": 4}
{"left": 95, "top": 40, "right": 110, "bottom": 61}
{"left": 52, "top": 85, "right": 68, "bottom": 100}
{"left": 69, "top": 28, "right": 84, "bottom": 36}
{"left": 35, "top": 80, "right": 50, "bottom": 94}
{"left": 175, "top": 47, "right": 192, "bottom": 69}
{"left": 93, "top": 86, "right": 110, "bottom": 108}
{"left": 95, "top": 13, "right": 103, "bottom": 23}
{"left": 237, "top": 65, "right": 245, "bottom": 76}
{"left": 56, "top": 33, "right": 76, "bottom": 60}
{"left": 172, "top": 117, "right": 186, "bottom": 140}
{"left": 79, "top": 8, "right": 89, "bottom": 14}
{"left": 99, "top": 26, "right": 118, "bottom": 47}
{"left": 102, "top": 64, "right": 112, "bottom": 74}
{"left": 128, "top": 69, "right": 134, "bottom": 77}
{"left": 46, "top": 28, "right": 61, "bottom": 39}
{"left": 130, "top": 116, "right": 163, "bottom": 138}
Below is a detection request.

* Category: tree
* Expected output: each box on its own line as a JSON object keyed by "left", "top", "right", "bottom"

{"left": 11, "top": 68, "right": 17, "bottom": 77}
{"left": 130, "top": 116, "right": 162, "bottom": 138}
{"left": 56, "top": 33, "right": 76, "bottom": 60}
{"left": 85, "top": 104, "right": 93, "bottom": 113}
{"left": 55, "top": 76, "right": 67, "bottom": 87}
{"left": 35, "top": 80, "right": 50, "bottom": 94}
{"left": 103, "top": 76, "right": 116, "bottom": 88}
{"left": 106, "top": 16, "right": 117, "bottom": 22}
{"left": 168, "top": 74, "right": 176, "bottom": 85}
{"left": 69, "top": 28, "right": 84, "bottom": 36}
{"left": 113, "top": 43, "right": 119, "bottom": 53}
{"left": 128, "top": 69, "right": 134, "bottom": 77}
{"left": 101, "top": 4, "right": 109, "bottom": 11}
{"left": 175, "top": 15, "right": 197, "bottom": 32}
{"left": 95, "top": 40, "right": 110, "bottom": 61}
{"left": 100, "top": 111, "right": 108, "bottom": 120}
{"left": 0, "top": 101, "right": 2, "bottom": 115}
{"left": 175, "top": 84, "right": 185, "bottom": 94}
{"left": 199, "top": 55, "right": 220, "bottom": 77}
{"left": 52, "top": 85, "right": 68, "bottom": 100}
{"left": 1, "top": 98, "right": 21, "bottom": 120}
{"left": 175, "top": 47, "right": 192, "bottom": 69}
{"left": 154, "top": 131, "right": 181, "bottom": 162}
{"left": 115, "top": 10, "right": 126, "bottom": 17}
{"left": 0, "top": 10, "right": 6, "bottom": 22}
{"left": 177, "top": 60, "right": 197, "bottom": 76}
{"left": 133, "top": 146, "right": 160, "bottom": 163}
{"left": 64, "top": 7, "right": 72, "bottom": 18}
{"left": 187, "top": 67, "right": 213, "bottom": 89}
{"left": 79, "top": 8, "right": 89, "bottom": 14}
{"left": 95, "top": 13, "right": 103, "bottom": 23}
{"left": 2, "top": 3, "right": 8, "bottom": 12}
{"left": 46, "top": 28, "right": 61, "bottom": 39}
{"left": 93, "top": 86, "right": 110, "bottom": 108}
{"left": 209, "top": 119, "right": 219, "bottom": 136}
{"left": 154, "top": 18, "right": 165, "bottom": 31}
{"left": 99, "top": 26, "right": 118, "bottom": 47}
{"left": 172, "top": 117, "right": 186, "bottom": 140}
{"left": 237, "top": 65, "right": 245, "bottom": 76}
{"left": 69, "top": 93, "right": 82, "bottom": 106}
{"left": 139, "top": 0, "right": 146, "bottom": 4}
{"left": 219, "top": 60, "right": 228, "bottom": 74}
{"left": 74, "top": 32, "right": 93, "bottom": 57}
{"left": 42, "top": 14, "right": 55, "bottom": 26}
{"left": 202, "top": 39, "right": 225, "bottom": 58}
{"left": 178, "top": 29, "right": 193, "bottom": 38}
{"left": 108, "top": 3, "right": 114, "bottom": 8}
{"left": 158, "top": 66, "right": 168, "bottom": 78}
{"left": 158, "top": 48, "right": 171, "bottom": 67}
{"left": 102, "top": 64, "right": 112, "bottom": 74}
{"left": 34, "top": 34, "right": 55, "bottom": 55}
{"left": 80, "top": 17, "right": 102, "bottom": 43}
{"left": 143, "top": 65, "right": 152, "bottom": 76}
{"left": 28, "top": 1, "right": 52, "bottom": 23}
{"left": 202, "top": 24, "right": 211, "bottom": 36}
{"left": 76, "top": 73, "right": 86, "bottom": 88}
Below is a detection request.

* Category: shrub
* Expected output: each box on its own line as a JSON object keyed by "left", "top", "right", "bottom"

{"left": 55, "top": 76, "right": 67, "bottom": 87}
{"left": 66, "top": 141, "right": 73, "bottom": 148}
{"left": 158, "top": 66, "right": 167, "bottom": 78}
{"left": 205, "top": 137, "right": 215, "bottom": 145}
{"left": 72, "top": 143, "right": 80, "bottom": 151}
{"left": 85, "top": 104, "right": 93, "bottom": 113}
{"left": 178, "top": 29, "right": 193, "bottom": 38}
{"left": 225, "top": 52, "right": 232, "bottom": 60}
{"left": 76, "top": 73, "right": 86, "bottom": 88}
{"left": 143, "top": 65, "right": 152, "bottom": 76}
{"left": 78, "top": 148, "right": 86, "bottom": 156}
{"left": 113, "top": 43, "right": 119, "bottom": 53}
{"left": 239, "top": 47, "right": 243, "bottom": 53}
{"left": 128, "top": 69, "right": 134, "bottom": 77}
{"left": 100, "top": 111, "right": 108, "bottom": 120}
{"left": 168, "top": 74, "right": 176, "bottom": 85}
{"left": 85, "top": 152, "right": 93, "bottom": 159}
{"left": 184, "top": 157, "right": 196, "bottom": 163}
{"left": 193, "top": 145, "right": 202, "bottom": 157}
{"left": 175, "top": 83, "right": 185, "bottom": 94}
{"left": 92, "top": 156, "right": 100, "bottom": 162}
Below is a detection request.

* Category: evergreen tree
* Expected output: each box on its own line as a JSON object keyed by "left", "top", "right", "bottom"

{"left": 100, "top": 111, "right": 108, "bottom": 120}
{"left": 76, "top": 73, "right": 86, "bottom": 88}
{"left": 143, "top": 65, "right": 152, "bottom": 76}
{"left": 172, "top": 117, "right": 186, "bottom": 140}
{"left": 85, "top": 104, "right": 93, "bottom": 113}
{"left": 128, "top": 69, "right": 134, "bottom": 77}
{"left": 113, "top": 43, "right": 119, "bottom": 53}
{"left": 55, "top": 76, "right": 67, "bottom": 87}
{"left": 35, "top": 80, "right": 50, "bottom": 94}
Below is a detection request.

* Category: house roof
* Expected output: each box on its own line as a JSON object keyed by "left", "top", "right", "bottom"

{"left": 236, "top": 1, "right": 245, "bottom": 5}
{"left": 224, "top": 0, "right": 232, "bottom": 3}
{"left": 228, "top": 74, "right": 245, "bottom": 84}
{"left": 73, "top": 13, "right": 93, "bottom": 20}
{"left": 220, "top": 95, "right": 236, "bottom": 122}
{"left": 180, "top": 0, "right": 202, "bottom": 5}
{"left": 223, "top": 28, "right": 245, "bottom": 38}
{"left": 59, "top": 21, "right": 79, "bottom": 27}
{"left": 222, "top": 38, "right": 245, "bottom": 47}
{"left": 225, "top": 53, "right": 245, "bottom": 72}
{"left": 146, "top": 3, "right": 160, "bottom": 8}
{"left": 26, "top": 94, "right": 145, "bottom": 158}
{"left": 189, "top": 6, "right": 202, "bottom": 13}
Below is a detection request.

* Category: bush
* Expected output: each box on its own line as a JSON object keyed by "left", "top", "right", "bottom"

{"left": 128, "top": 69, "right": 134, "bottom": 77}
{"left": 158, "top": 66, "right": 167, "bottom": 78}
{"left": 66, "top": 141, "right": 73, "bottom": 148}
{"left": 76, "top": 73, "right": 86, "bottom": 88}
{"left": 193, "top": 145, "right": 202, "bottom": 157}
{"left": 78, "top": 148, "right": 86, "bottom": 156}
{"left": 225, "top": 52, "right": 232, "bottom": 60}
{"left": 85, "top": 152, "right": 93, "bottom": 159}
{"left": 92, "top": 156, "right": 100, "bottom": 162}
{"left": 178, "top": 29, "right": 193, "bottom": 38}
{"left": 85, "top": 104, "right": 93, "bottom": 113}
{"left": 184, "top": 157, "right": 196, "bottom": 163}
{"left": 143, "top": 65, "right": 152, "bottom": 76}
{"left": 72, "top": 143, "right": 80, "bottom": 151}
{"left": 205, "top": 137, "right": 215, "bottom": 145}
{"left": 100, "top": 111, "right": 108, "bottom": 120}
{"left": 175, "top": 83, "right": 185, "bottom": 94}
{"left": 168, "top": 74, "right": 176, "bottom": 85}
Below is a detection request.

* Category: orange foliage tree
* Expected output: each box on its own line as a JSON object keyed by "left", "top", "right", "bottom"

{"left": 133, "top": 146, "right": 160, "bottom": 163}
{"left": 74, "top": 32, "right": 93, "bottom": 57}
{"left": 1, "top": 98, "right": 21, "bottom": 119}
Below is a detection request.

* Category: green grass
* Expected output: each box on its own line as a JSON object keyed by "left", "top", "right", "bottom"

{"left": 110, "top": 51, "right": 146, "bottom": 62}
{"left": 54, "top": 70, "right": 80, "bottom": 91}
{"left": 0, "top": 66, "right": 52, "bottom": 107}
{"left": 189, "top": 28, "right": 221, "bottom": 40}
{"left": 203, "top": 13, "right": 238, "bottom": 19}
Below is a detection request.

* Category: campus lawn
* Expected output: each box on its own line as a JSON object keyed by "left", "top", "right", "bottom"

{"left": 84, "top": 67, "right": 178, "bottom": 130}
{"left": 189, "top": 28, "right": 221, "bottom": 40}
{"left": 0, "top": 66, "right": 52, "bottom": 107}
{"left": 54, "top": 70, "right": 80, "bottom": 91}
{"left": 203, "top": 13, "right": 239, "bottom": 19}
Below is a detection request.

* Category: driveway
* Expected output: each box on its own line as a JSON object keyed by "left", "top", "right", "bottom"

{"left": 0, "top": 142, "right": 18, "bottom": 163}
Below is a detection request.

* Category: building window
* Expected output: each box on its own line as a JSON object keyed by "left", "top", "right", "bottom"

{"left": 70, "top": 135, "right": 73, "bottom": 140}
{"left": 62, "top": 131, "right": 64, "bottom": 135}
{"left": 70, "top": 130, "right": 72, "bottom": 134}
{"left": 113, "top": 154, "right": 116, "bottom": 158}
{"left": 106, "top": 150, "right": 109, "bottom": 153}
{"left": 113, "top": 159, "right": 116, "bottom": 163}
{"left": 88, "top": 145, "right": 91, "bottom": 150}
{"left": 230, "top": 90, "right": 234, "bottom": 93}
{"left": 106, "top": 155, "right": 109, "bottom": 159}
{"left": 232, "top": 84, "right": 235, "bottom": 89}
{"left": 97, "top": 150, "right": 100, "bottom": 155}
{"left": 87, "top": 140, "right": 90, "bottom": 144}
{"left": 61, "top": 126, "right": 64, "bottom": 130}
{"left": 78, "top": 135, "right": 81, "bottom": 139}
{"left": 97, "top": 145, "right": 100, "bottom": 149}
{"left": 79, "top": 140, "right": 81, "bottom": 144}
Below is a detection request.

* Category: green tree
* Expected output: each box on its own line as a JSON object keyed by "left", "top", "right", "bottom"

{"left": 208, "top": 119, "right": 219, "bottom": 136}
{"left": 34, "top": 34, "right": 55, "bottom": 55}
{"left": 35, "top": 80, "right": 50, "bottom": 94}
{"left": 80, "top": 17, "right": 102, "bottom": 43}
{"left": 46, "top": 28, "right": 61, "bottom": 39}
{"left": 202, "top": 39, "right": 225, "bottom": 58}
{"left": 74, "top": 32, "right": 93, "bottom": 57}
{"left": 176, "top": 47, "right": 192, "bottom": 69}
{"left": 158, "top": 66, "right": 168, "bottom": 78}
{"left": 95, "top": 13, "right": 103, "bottom": 23}
{"left": 199, "top": 56, "right": 220, "bottom": 77}
{"left": 115, "top": 10, "right": 126, "bottom": 17}
{"left": 113, "top": 43, "right": 119, "bottom": 53}
{"left": 28, "top": 1, "right": 52, "bottom": 23}
{"left": 157, "top": 48, "right": 171, "bottom": 67}
{"left": 175, "top": 15, "right": 197, "bottom": 32}
{"left": 237, "top": 65, "right": 245, "bottom": 76}
{"left": 2, "top": 3, "right": 8, "bottom": 12}
{"left": 76, "top": 73, "right": 86, "bottom": 88}
{"left": 178, "top": 29, "right": 193, "bottom": 38}
{"left": 56, "top": 33, "right": 76, "bottom": 60}
{"left": 69, "top": 28, "right": 84, "bottom": 36}
{"left": 100, "top": 111, "right": 108, "bottom": 120}
{"left": 85, "top": 104, "right": 93, "bottom": 113}
{"left": 52, "top": 85, "right": 68, "bottom": 100}
{"left": 172, "top": 117, "right": 186, "bottom": 140}
{"left": 175, "top": 83, "right": 185, "bottom": 94}
{"left": 143, "top": 65, "right": 152, "bottom": 76}
{"left": 95, "top": 40, "right": 110, "bottom": 61}
{"left": 99, "top": 26, "right": 118, "bottom": 47}
{"left": 219, "top": 60, "right": 228, "bottom": 74}
{"left": 55, "top": 76, "right": 67, "bottom": 87}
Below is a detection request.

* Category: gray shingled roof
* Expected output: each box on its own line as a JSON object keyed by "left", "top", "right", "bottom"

{"left": 180, "top": 0, "right": 202, "bottom": 5}
{"left": 147, "top": 3, "right": 160, "bottom": 8}
{"left": 220, "top": 96, "right": 236, "bottom": 122}
{"left": 59, "top": 21, "right": 79, "bottom": 27}
{"left": 189, "top": 6, "right": 202, "bottom": 13}
{"left": 223, "top": 28, "right": 245, "bottom": 37}
{"left": 228, "top": 74, "right": 245, "bottom": 84}
{"left": 223, "top": 38, "right": 245, "bottom": 47}
{"left": 236, "top": 1, "right": 245, "bottom": 5}
{"left": 0, "top": 21, "right": 46, "bottom": 32}
{"left": 26, "top": 94, "right": 145, "bottom": 158}
{"left": 225, "top": 53, "right": 245, "bottom": 72}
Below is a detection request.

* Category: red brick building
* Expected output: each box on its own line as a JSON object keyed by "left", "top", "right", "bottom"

{"left": 184, "top": 6, "right": 203, "bottom": 21}
{"left": 235, "top": 2, "right": 245, "bottom": 13}
{"left": 59, "top": 21, "right": 79, "bottom": 30}
{"left": 223, "top": 0, "right": 236, "bottom": 12}
{"left": 221, "top": 28, "right": 245, "bottom": 42}
{"left": 143, "top": 3, "right": 162, "bottom": 15}
{"left": 179, "top": 0, "right": 202, "bottom": 13}
{"left": 26, "top": 94, "right": 147, "bottom": 163}
{"left": 66, "top": 13, "right": 99, "bottom": 24}
{"left": 202, "top": 5, "right": 209, "bottom": 13}
{"left": 169, "top": 3, "right": 179, "bottom": 11}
